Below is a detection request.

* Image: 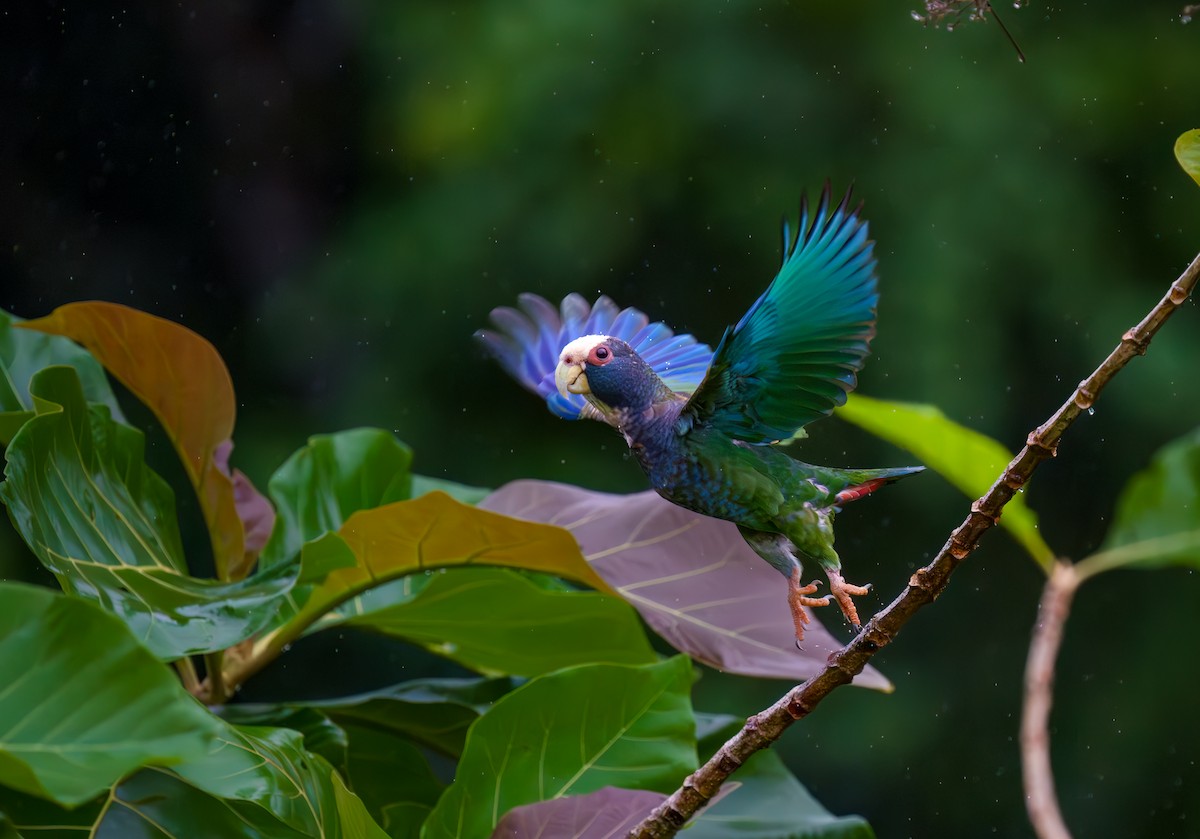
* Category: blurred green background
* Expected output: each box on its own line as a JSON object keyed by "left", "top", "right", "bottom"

{"left": 3, "top": 1, "right": 1199, "bottom": 836}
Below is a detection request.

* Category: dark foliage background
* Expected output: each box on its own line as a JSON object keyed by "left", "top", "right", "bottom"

{"left": 3, "top": 1, "right": 1198, "bottom": 836}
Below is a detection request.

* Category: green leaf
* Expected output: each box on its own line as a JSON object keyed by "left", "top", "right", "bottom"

{"left": 339, "top": 722, "right": 443, "bottom": 838}
{"left": 215, "top": 706, "right": 350, "bottom": 770}
{"left": 100, "top": 770, "right": 314, "bottom": 839}
{"left": 421, "top": 656, "right": 696, "bottom": 839}
{"left": 0, "top": 366, "right": 299, "bottom": 659}
{"left": 411, "top": 474, "right": 491, "bottom": 505}
{"left": 0, "top": 308, "right": 126, "bottom": 445}
{"left": 19, "top": 301, "right": 253, "bottom": 579}
{"left": 1079, "top": 427, "right": 1200, "bottom": 577}
{"left": 337, "top": 567, "right": 657, "bottom": 677}
{"left": 0, "top": 582, "right": 221, "bottom": 807}
{"left": 836, "top": 393, "right": 1055, "bottom": 571}
{"left": 172, "top": 724, "right": 387, "bottom": 838}
{"left": 309, "top": 676, "right": 517, "bottom": 758}
{"left": 686, "top": 750, "right": 874, "bottom": 838}
{"left": 262, "top": 428, "right": 415, "bottom": 571}
{"left": 1175, "top": 129, "right": 1200, "bottom": 188}
{"left": 491, "top": 720, "right": 873, "bottom": 839}
{"left": 234, "top": 491, "right": 617, "bottom": 684}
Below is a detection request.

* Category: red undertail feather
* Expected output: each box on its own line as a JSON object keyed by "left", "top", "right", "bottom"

{"left": 835, "top": 479, "right": 891, "bottom": 505}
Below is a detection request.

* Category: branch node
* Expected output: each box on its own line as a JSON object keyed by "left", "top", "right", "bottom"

{"left": 1072, "top": 382, "right": 1096, "bottom": 411}
{"left": 1120, "top": 326, "right": 1150, "bottom": 355}
{"left": 970, "top": 498, "right": 1001, "bottom": 525}
{"left": 1168, "top": 281, "right": 1190, "bottom": 305}
{"left": 786, "top": 695, "right": 814, "bottom": 719}
{"left": 1003, "top": 469, "right": 1027, "bottom": 489}
{"left": 1025, "top": 429, "right": 1058, "bottom": 456}
{"left": 946, "top": 538, "right": 971, "bottom": 560}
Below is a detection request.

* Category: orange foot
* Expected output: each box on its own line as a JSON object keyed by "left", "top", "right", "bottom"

{"left": 787, "top": 567, "right": 831, "bottom": 645}
{"left": 825, "top": 568, "right": 872, "bottom": 629}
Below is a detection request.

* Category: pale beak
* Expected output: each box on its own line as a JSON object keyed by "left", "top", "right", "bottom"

{"left": 555, "top": 361, "right": 589, "bottom": 396}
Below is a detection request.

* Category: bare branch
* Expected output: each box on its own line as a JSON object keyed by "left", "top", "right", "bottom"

{"left": 1021, "top": 562, "right": 1080, "bottom": 839}
{"left": 629, "top": 251, "right": 1200, "bottom": 839}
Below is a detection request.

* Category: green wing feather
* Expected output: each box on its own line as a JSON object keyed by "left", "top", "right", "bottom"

{"left": 682, "top": 186, "right": 878, "bottom": 444}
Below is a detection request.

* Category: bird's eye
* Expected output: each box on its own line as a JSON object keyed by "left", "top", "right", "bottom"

{"left": 590, "top": 345, "right": 611, "bottom": 364}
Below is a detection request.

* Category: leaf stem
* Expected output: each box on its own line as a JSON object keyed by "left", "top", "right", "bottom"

{"left": 628, "top": 252, "right": 1200, "bottom": 839}
{"left": 175, "top": 656, "right": 202, "bottom": 695}
{"left": 205, "top": 649, "right": 228, "bottom": 705}
{"left": 223, "top": 628, "right": 289, "bottom": 693}
{"left": 1021, "top": 561, "right": 1079, "bottom": 839}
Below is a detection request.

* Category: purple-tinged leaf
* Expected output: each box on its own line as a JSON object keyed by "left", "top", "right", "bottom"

{"left": 490, "top": 787, "right": 664, "bottom": 839}
{"left": 482, "top": 480, "right": 891, "bottom": 690}
{"left": 215, "top": 440, "right": 276, "bottom": 562}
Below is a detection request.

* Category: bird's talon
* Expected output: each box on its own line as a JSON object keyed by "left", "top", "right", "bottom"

{"left": 824, "top": 568, "right": 873, "bottom": 628}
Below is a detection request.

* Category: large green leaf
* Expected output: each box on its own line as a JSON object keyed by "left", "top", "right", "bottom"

{"left": 233, "top": 491, "right": 617, "bottom": 684}
{"left": 0, "top": 308, "right": 126, "bottom": 444}
{"left": 836, "top": 393, "right": 1055, "bottom": 570}
{"left": 262, "top": 428, "right": 415, "bottom": 570}
{"left": 308, "top": 676, "right": 517, "bottom": 758}
{"left": 492, "top": 714, "right": 873, "bottom": 839}
{"left": 421, "top": 656, "right": 696, "bottom": 839}
{"left": 1176, "top": 129, "right": 1200, "bottom": 188}
{"left": 18, "top": 301, "right": 253, "bottom": 579}
{"left": 0, "top": 583, "right": 221, "bottom": 807}
{"left": 0, "top": 366, "right": 298, "bottom": 659}
{"left": 0, "top": 723, "right": 389, "bottom": 838}
{"left": 338, "top": 567, "right": 656, "bottom": 677}
{"left": 1078, "top": 427, "right": 1200, "bottom": 578}
{"left": 339, "top": 722, "right": 443, "bottom": 839}
{"left": 171, "top": 724, "right": 388, "bottom": 838}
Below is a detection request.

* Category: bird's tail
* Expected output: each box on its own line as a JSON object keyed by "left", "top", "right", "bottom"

{"left": 834, "top": 465, "right": 924, "bottom": 505}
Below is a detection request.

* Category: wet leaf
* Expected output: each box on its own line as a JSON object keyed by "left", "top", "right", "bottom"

{"left": 1080, "top": 427, "right": 1200, "bottom": 577}
{"left": 836, "top": 393, "right": 1055, "bottom": 571}
{"left": 307, "top": 675, "right": 517, "bottom": 758}
{"left": 172, "top": 725, "right": 387, "bottom": 838}
{"left": 17, "top": 301, "right": 250, "bottom": 578}
{"left": 0, "top": 308, "right": 126, "bottom": 444}
{"left": 258, "top": 428, "right": 417, "bottom": 633}
{"left": 0, "top": 582, "right": 221, "bottom": 807}
{"left": 338, "top": 567, "right": 656, "bottom": 677}
{"left": 482, "top": 481, "right": 891, "bottom": 690}
{"left": 250, "top": 490, "right": 618, "bottom": 670}
{"left": 261, "top": 428, "right": 414, "bottom": 571}
{"left": 1176, "top": 129, "right": 1200, "bottom": 188}
{"left": 2, "top": 722, "right": 388, "bottom": 837}
{"left": 0, "top": 366, "right": 298, "bottom": 659}
{"left": 423, "top": 656, "right": 696, "bottom": 839}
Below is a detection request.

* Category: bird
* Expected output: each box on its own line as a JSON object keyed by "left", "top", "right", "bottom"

{"left": 474, "top": 185, "right": 923, "bottom": 644}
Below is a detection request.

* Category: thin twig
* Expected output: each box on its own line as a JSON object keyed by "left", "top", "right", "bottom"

{"left": 1021, "top": 562, "right": 1079, "bottom": 839}
{"left": 629, "top": 252, "right": 1200, "bottom": 839}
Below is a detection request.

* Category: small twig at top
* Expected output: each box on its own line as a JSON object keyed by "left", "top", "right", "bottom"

{"left": 628, "top": 252, "right": 1200, "bottom": 839}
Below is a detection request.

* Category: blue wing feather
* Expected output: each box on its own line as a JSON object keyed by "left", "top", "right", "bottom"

{"left": 683, "top": 185, "right": 878, "bottom": 443}
{"left": 475, "top": 293, "right": 713, "bottom": 422}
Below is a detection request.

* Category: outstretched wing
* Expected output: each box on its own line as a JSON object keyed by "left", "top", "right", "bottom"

{"left": 475, "top": 293, "right": 713, "bottom": 422}
{"left": 682, "top": 186, "right": 878, "bottom": 444}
